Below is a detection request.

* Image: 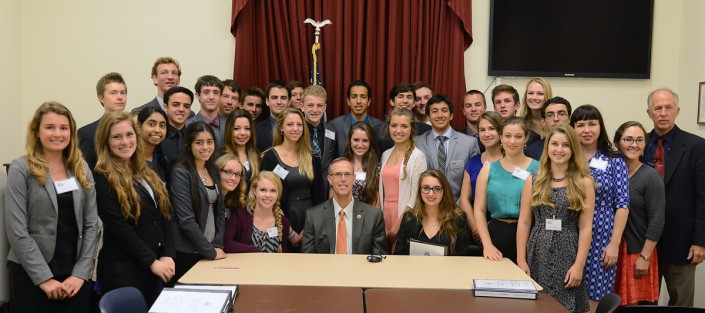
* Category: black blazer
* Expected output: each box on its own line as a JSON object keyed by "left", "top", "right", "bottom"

{"left": 255, "top": 118, "right": 274, "bottom": 153}
{"left": 647, "top": 126, "right": 705, "bottom": 264}
{"left": 94, "top": 173, "right": 175, "bottom": 269}
{"left": 77, "top": 119, "right": 100, "bottom": 171}
{"left": 169, "top": 166, "right": 225, "bottom": 259}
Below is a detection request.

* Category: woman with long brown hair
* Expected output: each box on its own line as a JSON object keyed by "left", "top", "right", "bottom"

{"left": 378, "top": 108, "right": 428, "bottom": 248}
{"left": 394, "top": 170, "right": 471, "bottom": 256}
{"left": 94, "top": 111, "right": 174, "bottom": 306}
{"left": 342, "top": 121, "right": 380, "bottom": 205}
{"left": 261, "top": 107, "right": 324, "bottom": 242}
{"left": 5, "top": 102, "right": 99, "bottom": 313}
{"left": 222, "top": 109, "right": 260, "bottom": 188}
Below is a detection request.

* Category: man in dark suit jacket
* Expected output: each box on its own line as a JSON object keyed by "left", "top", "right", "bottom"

{"left": 130, "top": 56, "right": 195, "bottom": 119}
{"left": 525, "top": 97, "right": 572, "bottom": 161}
{"left": 78, "top": 72, "right": 127, "bottom": 170}
{"left": 302, "top": 85, "right": 337, "bottom": 190}
{"left": 327, "top": 80, "right": 383, "bottom": 156}
{"left": 375, "top": 83, "right": 432, "bottom": 152}
{"left": 302, "top": 158, "right": 387, "bottom": 255}
{"left": 255, "top": 81, "right": 290, "bottom": 152}
{"left": 642, "top": 88, "right": 705, "bottom": 307}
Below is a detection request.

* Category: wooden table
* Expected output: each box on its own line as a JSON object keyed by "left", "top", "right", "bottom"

{"left": 234, "top": 285, "right": 363, "bottom": 313}
{"left": 364, "top": 288, "right": 569, "bottom": 313}
{"left": 179, "top": 253, "right": 542, "bottom": 290}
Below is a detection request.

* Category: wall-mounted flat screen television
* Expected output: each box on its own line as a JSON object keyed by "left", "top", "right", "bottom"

{"left": 488, "top": 0, "right": 654, "bottom": 79}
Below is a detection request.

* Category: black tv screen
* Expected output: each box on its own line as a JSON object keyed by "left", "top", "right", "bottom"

{"left": 488, "top": 0, "right": 654, "bottom": 79}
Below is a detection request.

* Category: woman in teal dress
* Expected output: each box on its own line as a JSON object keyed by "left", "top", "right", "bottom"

{"left": 474, "top": 117, "right": 539, "bottom": 264}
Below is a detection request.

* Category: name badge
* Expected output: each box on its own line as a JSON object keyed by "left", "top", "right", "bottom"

{"left": 273, "top": 165, "right": 289, "bottom": 180}
{"left": 546, "top": 218, "right": 562, "bottom": 231}
{"left": 325, "top": 129, "right": 336, "bottom": 141}
{"left": 243, "top": 161, "right": 251, "bottom": 171}
{"left": 450, "top": 160, "right": 464, "bottom": 169}
{"left": 512, "top": 167, "right": 530, "bottom": 181}
{"left": 355, "top": 172, "right": 366, "bottom": 181}
{"left": 54, "top": 177, "right": 79, "bottom": 194}
{"left": 267, "top": 227, "right": 279, "bottom": 238}
{"left": 589, "top": 158, "right": 608, "bottom": 171}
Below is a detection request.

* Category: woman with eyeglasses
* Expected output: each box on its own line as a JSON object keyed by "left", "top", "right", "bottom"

{"left": 223, "top": 171, "right": 293, "bottom": 253}
{"left": 215, "top": 154, "right": 246, "bottom": 217}
{"left": 570, "top": 105, "right": 629, "bottom": 303}
{"left": 394, "top": 170, "right": 471, "bottom": 256}
{"left": 613, "top": 121, "right": 664, "bottom": 306}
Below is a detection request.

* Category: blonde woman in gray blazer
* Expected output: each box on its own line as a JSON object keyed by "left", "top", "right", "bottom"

{"left": 5, "top": 102, "right": 99, "bottom": 313}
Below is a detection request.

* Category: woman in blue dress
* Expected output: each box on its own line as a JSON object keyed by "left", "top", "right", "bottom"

{"left": 570, "top": 105, "right": 629, "bottom": 303}
{"left": 460, "top": 111, "right": 503, "bottom": 243}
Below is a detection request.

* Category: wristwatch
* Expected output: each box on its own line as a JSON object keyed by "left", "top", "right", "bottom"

{"left": 639, "top": 253, "right": 650, "bottom": 261}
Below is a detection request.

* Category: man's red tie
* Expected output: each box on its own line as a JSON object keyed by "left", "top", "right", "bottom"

{"left": 654, "top": 138, "right": 665, "bottom": 179}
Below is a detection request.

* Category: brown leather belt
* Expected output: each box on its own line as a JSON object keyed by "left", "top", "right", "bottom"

{"left": 495, "top": 218, "right": 518, "bottom": 224}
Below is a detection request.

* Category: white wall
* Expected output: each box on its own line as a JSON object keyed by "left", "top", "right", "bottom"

{"left": 0, "top": 0, "right": 22, "bottom": 303}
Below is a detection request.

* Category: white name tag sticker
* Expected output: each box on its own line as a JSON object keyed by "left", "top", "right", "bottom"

{"left": 450, "top": 160, "right": 464, "bottom": 169}
{"left": 355, "top": 172, "right": 366, "bottom": 181}
{"left": 267, "top": 227, "right": 278, "bottom": 238}
{"left": 273, "top": 165, "right": 289, "bottom": 180}
{"left": 325, "top": 129, "right": 336, "bottom": 140}
{"left": 546, "top": 218, "right": 562, "bottom": 231}
{"left": 54, "top": 177, "right": 79, "bottom": 194}
{"left": 512, "top": 167, "right": 530, "bottom": 181}
{"left": 243, "top": 161, "right": 251, "bottom": 171}
{"left": 589, "top": 158, "right": 608, "bottom": 171}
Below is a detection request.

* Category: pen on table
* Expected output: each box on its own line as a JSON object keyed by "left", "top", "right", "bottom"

{"left": 213, "top": 266, "right": 239, "bottom": 270}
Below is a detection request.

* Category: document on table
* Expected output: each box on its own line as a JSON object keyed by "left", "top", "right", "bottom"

{"left": 149, "top": 288, "right": 231, "bottom": 313}
{"left": 472, "top": 279, "right": 538, "bottom": 300}
{"left": 409, "top": 239, "right": 448, "bottom": 256}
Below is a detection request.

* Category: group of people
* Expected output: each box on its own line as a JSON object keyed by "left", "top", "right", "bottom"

{"left": 4, "top": 56, "right": 704, "bottom": 313}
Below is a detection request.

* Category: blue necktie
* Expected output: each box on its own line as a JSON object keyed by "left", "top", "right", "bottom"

{"left": 312, "top": 129, "right": 321, "bottom": 156}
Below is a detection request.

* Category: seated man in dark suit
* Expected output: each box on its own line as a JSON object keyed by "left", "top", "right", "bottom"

{"left": 302, "top": 158, "right": 387, "bottom": 255}
{"left": 327, "top": 80, "right": 383, "bottom": 156}
{"left": 78, "top": 72, "right": 127, "bottom": 170}
{"left": 374, "top": 83, "right": 432, "bottom": 152}
{"left": 255, "top": 80, "right": 290, "bottom": 152}
{"left": 525, "top": 96, "right": 572, "bottom": 161}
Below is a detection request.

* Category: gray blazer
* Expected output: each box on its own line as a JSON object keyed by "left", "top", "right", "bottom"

{"left": 301, "top": 198, "right": 387, "bottom": 255}
{"left": 326, "top": 114, "right": 383, "bottom": 156}
{"left": 5, "top": 156, "right": 100, "bottom": 285}
{"left": 169, "top": 166, "right": 225, "bottom": 259}
{"left": 416, "top": 129, "right": 480, "bottom": 201}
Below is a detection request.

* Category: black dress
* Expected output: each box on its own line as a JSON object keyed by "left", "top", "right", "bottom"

{"left": 394, "top": 211, "right": 472, "bottom": 256}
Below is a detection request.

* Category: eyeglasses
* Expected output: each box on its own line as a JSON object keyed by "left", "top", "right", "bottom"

{"left": 621, "top": 137, "right": 646, "bottom": 145}
{"left": 329, "top": 172, "right": 355, "bottom": 178}
{"left": 544, "top": 111, "right": 569, "bottom": 119}
{"left": 420, "top": 186, "right": 443, "bottom": 194}
{"left": 221, "top": 170, "right": 243, "bottom": 179}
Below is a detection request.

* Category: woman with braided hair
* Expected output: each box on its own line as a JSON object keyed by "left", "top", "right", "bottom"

{"left": 379, "top": 108, "right": 428, "bottom": 250}
{"left": 223, "top": 171, "right": 292, "bottom": 253}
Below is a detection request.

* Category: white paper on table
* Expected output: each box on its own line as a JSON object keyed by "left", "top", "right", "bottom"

{"left": 149, "top": 289, "right": 230, "bottom": 313}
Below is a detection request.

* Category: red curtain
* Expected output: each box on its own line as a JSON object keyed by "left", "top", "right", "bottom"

{"left": 231, "top": 0, "right": 472, "bottom": 129}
